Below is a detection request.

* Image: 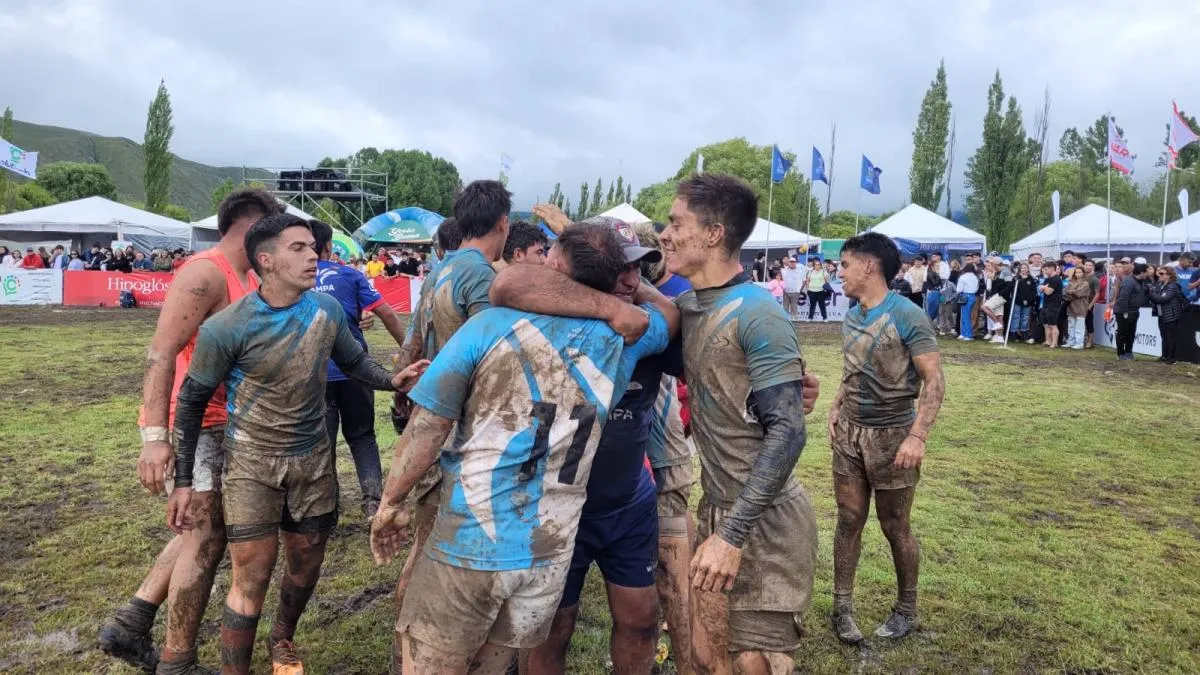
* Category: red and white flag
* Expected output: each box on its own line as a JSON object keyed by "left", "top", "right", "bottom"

{"left": 1107, "top": 116, "right": 1135, "bottom": 175}
{"left": 1168, "top": 101, "right": 1199, "bottom": 169}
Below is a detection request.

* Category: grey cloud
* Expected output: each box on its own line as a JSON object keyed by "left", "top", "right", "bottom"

{"left": 2, "top": 0, "right": 1199, "bottom": 221}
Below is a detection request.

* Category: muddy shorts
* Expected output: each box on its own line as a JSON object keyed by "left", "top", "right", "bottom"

{"left": 653, "top": 462, "right": 695, "bottom": 537}
{"left": 222, "top": 441, "right": 339, "bottom": 542}
{"left": 168, "top": 427, "right": 225, "bottom": 493}
{"left": 696, "top": 493, "right": 816, "bottom": 654}
{"left": 831, "top": 417, "right": 919, "bottom": 490}
{"left": 396, "top": 554, "right": 570, "bottom": 656}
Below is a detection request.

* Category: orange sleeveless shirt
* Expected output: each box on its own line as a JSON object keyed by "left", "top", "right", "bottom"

{"left": 139, "top": 249, "right": 258, "bottom": 430}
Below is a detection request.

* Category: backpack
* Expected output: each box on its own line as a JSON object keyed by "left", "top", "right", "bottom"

{"left": 119, "top": 290, "right": 138, "bottom": 309}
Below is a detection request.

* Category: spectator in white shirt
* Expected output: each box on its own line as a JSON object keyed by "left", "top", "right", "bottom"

{"left": 781, "top": 257, "right": 806, "bottom": 321}
{"left": 930, "top": 252, "right": 950, "bottom": 280}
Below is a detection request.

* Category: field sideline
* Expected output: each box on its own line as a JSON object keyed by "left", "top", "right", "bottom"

{"left": 0, "top": 306, "right": 1198, "bottom": 674}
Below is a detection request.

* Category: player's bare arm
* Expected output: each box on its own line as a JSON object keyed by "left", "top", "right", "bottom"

{"left": 691, "top": 380, "right": 808, "bottom": 593}
{"left": 164, "top": 375, "right": 220, "bottom": 534}
{"left": 490, "top": 263, "right": 650, "bottom": 344}
{"left": 894, "top": 352, "right": 944, "bottom": 470}
{"left": 632, "top": 277, "right": 681, "bottom": 337}
{"left": 137, "top": 261, "right": 226, "bottom": 495}
{"left": 827, "top": 386, "right": 846, "bottom": 438}
{"left": 370, "top": 406, "right": 455, "bottom": 565}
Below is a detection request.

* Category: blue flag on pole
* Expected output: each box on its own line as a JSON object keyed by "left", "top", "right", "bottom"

{"left": 860, "top": 155, "right": 882, "bottom": 194}
{"left": 812, "top": 147, "right": 828, "bottom": 185}
{"left": 771, "top": 145, "right": 792, "bottom": 183}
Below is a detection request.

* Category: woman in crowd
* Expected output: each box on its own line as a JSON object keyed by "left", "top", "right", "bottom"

{"left": 1038, "top": 263, "right": 1064, "bottom": 348}
{"left": 1064, "top": 267, "right": 1092, "bottom": 349}
{"left": 804, "top": 258, "right": 829, "bottom": 321}
{"left": 890, "top": 262, "right": 914, "bottom": 298}
{"left": 67, "top": 251, "right": 86, "bottom": 271}
{"left": 1012, "top": 264, "right": 1039, "bottom": 343}
{"left": 152, "top": 250, "right": 173, "bottom": 272}
{"left": 1148, "top": 266, "right": 1187, "bottom": 364}
{"left": 109, "top": 249, "right": 133, "bottom": 274}
{"left": 132, "top": 250, "right": 153, "bottom": 271}
{"left": 921, "top": 260, "right": 944, "bottom": 323}
{"left": 936, "top": 270, "right": 958, "bottom": 336}
{"left": 956, "top": 262, "right": 979, "bottom": 340}
{"left": 2, "top": 248, "right": 19, "bottom": 269}
{"left": 767, "top": 269, "right": 785, "bottom": 306}
{"left": 981, "top": 262, "right": 1010, "bottom": 343}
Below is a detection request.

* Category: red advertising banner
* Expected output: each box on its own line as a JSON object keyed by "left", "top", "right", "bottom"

{"left": 371, "top": 274, "right": 417, "bottom": 313}
{"left": 62, "top": 271, "right": 174, "bottom": 308}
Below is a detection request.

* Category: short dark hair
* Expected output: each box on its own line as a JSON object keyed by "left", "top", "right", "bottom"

{"left": 1132, "top": 262, "right": 1148, "bottom": 276}
{"left": 217, "top": 188, "right": 281, "bottom": 235}
{"left": 435, "top": 217, "right": 462, "bottom": 253}
{"left": 556, "top": 221, "right": 626, "bottom": 292}
{"left": 1042, "top": 261, "right": 1058, "bottom": 271}
{"left": 1181, "top": 252, "right": 1195, "bottom": 263}
{"left": 453, "top": 180, "right": 512, "bottom": 240}
{"left": 503, "top": 220, "right": 549, "bottom": 262}
{"left": 962, "top": 263, "right": 977, "bottom": 275}
{"left": 675, "top": 174, "right": 759, "bottom": 255}
{"left": 1062, "top": 249, "right": 1075, "bottom": 258}
{"left": 914, "top": 254, "right": 926, "bottom": 262}
{"left": 841, "top": 232, "right": 901, "bottom": 281}
{"left": 244, "top": 214, "right": 310, "bottom": 275}
{"left": 309, "top": 219, "right": 334, "bottom": 256}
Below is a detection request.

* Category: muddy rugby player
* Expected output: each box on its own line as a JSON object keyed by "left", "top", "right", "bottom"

{"left": 370, "top": 220, "right": 675, "bottom": 674}
{"left": 99, "top": 188, "right": 282, "bottom": 675}
{"left": 829, "top": 232, "right": 945, "bottom": 643}
{"left": 166, "top": 214, "right": 426, "bottom": 673}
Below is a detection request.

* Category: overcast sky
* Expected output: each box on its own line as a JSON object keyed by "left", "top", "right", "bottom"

{"left": 3, "top": 0, "right": 1199, "bottom": 216}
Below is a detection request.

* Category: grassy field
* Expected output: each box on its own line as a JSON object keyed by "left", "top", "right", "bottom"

{"left": 0, "top": 306, "right": 1198, "bottom": 674}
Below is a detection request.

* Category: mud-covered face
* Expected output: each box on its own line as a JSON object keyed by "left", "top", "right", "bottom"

{"left": 613, "top": 263, "right": 640, "bottom": 303}
{"left": 662, "top": 197, "right": 720, "bottom": 278}
{"left": 259, "top": 225, "right": 318, "bottom": 292}
{"left": 511, "top": 244, "right": 546, "bottom": 266}
{"left": 839, "top": 251, "right": 876, "bottom": 300}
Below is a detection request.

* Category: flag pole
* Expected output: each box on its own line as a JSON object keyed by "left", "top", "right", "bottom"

{"left": 765, "top": 172, "right": 775, "bottom": 275}
{"left": 805, "top": 178, "right": 813, "bottom": 238}
{"left": 1106, "top": 111, "right": 1112, "bottom": 263}
{"left": 854, "top": 188, "right": 862, "bottom": 235}
{"left": 1160, "top": 168, "right": 1171, "bottom": 264}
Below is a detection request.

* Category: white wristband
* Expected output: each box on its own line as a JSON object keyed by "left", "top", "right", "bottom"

{"left": 140, "top": 426, "right": 171, "bottom": 444}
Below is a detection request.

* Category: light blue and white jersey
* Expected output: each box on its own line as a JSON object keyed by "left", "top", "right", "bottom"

{"left": 408, "top": 305, "right": 670, "bottom": 571}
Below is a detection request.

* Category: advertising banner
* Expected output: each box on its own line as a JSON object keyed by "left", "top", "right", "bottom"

{"left": 0, "top": 269, "right": 64, "bottom": 305}
{"left": 62, "top": 271, "right": 174, "bottom": 308}
{"left": 370, "top": 274, "right": 421, "bottom": 314}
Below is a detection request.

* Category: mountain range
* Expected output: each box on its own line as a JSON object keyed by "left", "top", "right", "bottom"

{"left": 9, "top": 119, "right": 266, "bottom": 219}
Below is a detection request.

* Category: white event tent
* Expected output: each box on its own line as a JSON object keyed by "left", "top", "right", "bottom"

{"left": 1161, "top": 213, "right": 1200, "bottom": 253}
{"left": 870, "top": 204, "right": 986, "bottom": 253}
{"left": 0, "top": 196, "right": 190, "bottom": 252}
{"left": 190, "top": 199, "right": 315, "bottom": 250}
{"left": 745, "top": 218, "right": 820, "bottom": 250}
{"left": 1009, "top": 204, "right": 1166, "bottom": 260}
{"left": 597, "top": 203, "right": 652, "bottom": 225}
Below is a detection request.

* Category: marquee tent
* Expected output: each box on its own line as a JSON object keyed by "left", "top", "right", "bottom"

{"left": 597, "top": 203, "right": 652, "bottom": 225}
{"left": 744, "top": 218, "right": 820, "bottom": 250}
{"left": 1161, "top": 213, "right": 1200, "bottom": 252}
{"left": 870, "top": 204, "right": 986, "bottom": 253}
{"left": 1009, "top": 204, "right": 1167, "bottom": 260}
{"left": 0, "top": 196, "right": 190, "bottom": 253}
{"left": 190, "top": 199, "right": 315, "bottom": 250}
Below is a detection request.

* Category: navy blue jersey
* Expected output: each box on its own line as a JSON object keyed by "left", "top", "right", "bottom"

{"left": 315, "top": 260, "right": 385, "bottom": 381}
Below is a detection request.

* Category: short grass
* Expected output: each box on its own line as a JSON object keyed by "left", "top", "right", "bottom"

{"left": 0, "top": 307, "right": 1198, "bottom": 674}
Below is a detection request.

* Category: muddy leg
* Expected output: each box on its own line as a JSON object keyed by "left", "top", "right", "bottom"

{"left": 691, "top": 588, "right": 731, "bottom": 675}
{"left": 159, "top": 490, "right": 227, "bottom": 666}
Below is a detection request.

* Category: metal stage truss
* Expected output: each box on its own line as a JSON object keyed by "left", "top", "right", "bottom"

{"left": 244, "top": 166, "right": 389, "bottom": 233}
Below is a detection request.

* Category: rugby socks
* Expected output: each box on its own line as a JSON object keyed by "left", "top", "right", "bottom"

{"left": 895, "top": 588, "right": 918, "bottom": 618}
{"left": 220, "top": 605, "right": 260, "bottom": 675}
{"left": 270, "top": 578, "right": 317, "bottom": 643}
{"left": 114, "top": 596, "right": 159, "bottom": 634}
{"left": 832, "top": 590, "right": 855, "bottom": 616}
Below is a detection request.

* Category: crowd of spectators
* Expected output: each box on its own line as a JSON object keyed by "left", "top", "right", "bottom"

{"left": 0, "top": 243, "right": 190, "bottom": 273}
{"left": 337, "top": 247, "right": 431, "bottom": 279}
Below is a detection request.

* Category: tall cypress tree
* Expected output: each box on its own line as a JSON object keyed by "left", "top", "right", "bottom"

{"left": 143, "top": 80, "right": 174, "bottom": 214}
{"left": 0, "top": 107, "right": 12, "bottom": 213}
{"left": 577, "top": 182, "right": 589, "bottom": 220}
{"left": 613, "top": 176, "right": 625, "bottom": 204}
{"left": 605, "top": 184, "right": 616, "bottom": 207}
{"left": 590, "top": 178, "right": 603, "bottom": 216}
{"left": 964, "top": 71, "right": 1029, "bottom": 250}
{"left": 908, "top": 60, "right": 952, "bottom": 210}
{"left": 625, "top": 184, "right": 632, "bottom": 203}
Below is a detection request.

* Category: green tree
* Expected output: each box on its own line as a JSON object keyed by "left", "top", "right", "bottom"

{"left": 671, "top": 138, "right": 820, "bottom": 230}
{"left": 613, "top": 176, "right": 625, "bottom": 205}
{"left": 143, "top": 80, "right": 174, "bottom": 213}
{"left": 36, "top": 162, "right": 119, "bottom": 202}
{"left": 590, "top": 178, "right": 603, "bottom": 216}
{"left": 12, "top": 182, "right": 56, "bottom": 211}
{"left": 0, "top": 106, "right": 11, "bottom": 212}
{"left": 374, "top": 149, "right": 461, "bottom": 215}
{"left": 547, "top": 182, "right": 563, "bottom": 209}
{"left": 1007, "top": 160, "right": 1141, "bottom": 230}
{"left": 1142, "top": 168, "right": 1200, "bottom": 224}
{"left": 625, "top": 184, "right": 632, "bottom": 204}
{"left": 633, "top": 180, "right": 679, "bottom": 223}
{"left": 577, "top": 182, "right": 589, "bottom": 220}
{"left": 313, "top": 198, "right": 343, "bottom": 228}
{"left": 563, "top": 197, "right": 572, "bottom": 219}
{"left": 210, "top": 178, "right": 236, "bottom": 213}
{"left": 162, "top": 204, "right": 191, "bottom": 222}
{"left": 605, "top": 183, "right": 616, "bottom": 208}
{"left": 964, "top": 72, "right": 1029, "bottom": 250}
{"left": 908, "top": 60, "right": 952, "bottom": 210}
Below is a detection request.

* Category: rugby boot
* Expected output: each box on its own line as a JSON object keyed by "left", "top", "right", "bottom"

{"left": 98, "top": 615, "right": 158, "bottom": 672}
{"left": 832, "top": 611, "right": 864, "bottom": 644}
{"left": 268, "top": 638, "right": 305, "bottom": 675}
{"left": 874, "top": 610, "right": 918, "bottom": 640}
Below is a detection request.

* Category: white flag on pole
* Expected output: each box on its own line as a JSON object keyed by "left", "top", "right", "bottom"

{"left": 0, "top": 137, "right": 37, "bottom": 179}
{"left": 500, "top": 153, "right": 514, "bottom": 173}
{"left": 696, "top": 152, "right": 704, "bottom": 174}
